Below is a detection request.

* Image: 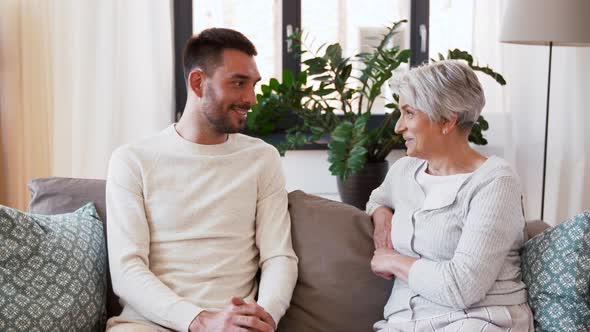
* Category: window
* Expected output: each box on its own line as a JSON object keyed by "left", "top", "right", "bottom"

{"left": 173, "top": 0, "right": 429, "bottom": 145}
{"left": 192, "top": 0, "right": 282, "bottom": 93}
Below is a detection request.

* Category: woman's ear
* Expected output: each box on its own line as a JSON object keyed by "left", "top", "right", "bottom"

{"left": 442, "top": 113, "right": 459, "bottom": 135}
{"left": 188, "top": 69, "right": 205, "bottom": 97}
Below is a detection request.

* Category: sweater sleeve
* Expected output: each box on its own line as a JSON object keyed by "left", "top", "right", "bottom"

{"left": 106, "top": 149, "right": 202, "bottom": 332}
{"left": 254, "top": 148, "right": 298, "bottom": 325}
{"left": 366, "top": 161, "right": 397, "bottom": 216}
{"left": 407, "top": 175, "right": 524, "bottom": 309}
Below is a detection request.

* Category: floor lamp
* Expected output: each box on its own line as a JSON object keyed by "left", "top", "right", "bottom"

{"left": 499, "top": 0, "right": 590, "bottom": 220}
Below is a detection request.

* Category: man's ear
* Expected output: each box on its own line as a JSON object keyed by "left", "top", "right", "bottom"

{"left": 188, "top": 69, "right": 205, "bottom": 97}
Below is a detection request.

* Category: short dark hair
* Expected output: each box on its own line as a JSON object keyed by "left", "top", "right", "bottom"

{"left": 182, "top": 28, "right": 258, "bottom": 82}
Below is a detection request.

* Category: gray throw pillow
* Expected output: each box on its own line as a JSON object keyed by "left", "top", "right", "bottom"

{"left": 278, "top": 191, "right": 392, "bottom": 332}
{"left": 0, "top": 203, "right": 107, "bottom": 331}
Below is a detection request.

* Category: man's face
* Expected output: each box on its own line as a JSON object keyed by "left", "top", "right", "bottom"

{"left": 201, "top": 49, "right": 261, "bottom": 134}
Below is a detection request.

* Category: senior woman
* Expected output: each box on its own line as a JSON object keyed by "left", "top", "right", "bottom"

{"left": 367, "top": 60, "right": 533, "bottom": 332}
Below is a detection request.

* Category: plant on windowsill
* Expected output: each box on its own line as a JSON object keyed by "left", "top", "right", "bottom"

{"left": 246, "top": 20, "right": 506, "bottom": 209}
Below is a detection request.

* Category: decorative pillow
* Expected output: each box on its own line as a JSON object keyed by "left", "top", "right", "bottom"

{"left": 278, "top": 191, "right": 392, "bottom": 332}
{"left": 27, "top": 177, "right": 122, "bottom": 318}
{"left": 0, "top": 203, "right": 107, "bottom": 331}
{"left": 521, "top": 211, "right": 590, "bottom": 332}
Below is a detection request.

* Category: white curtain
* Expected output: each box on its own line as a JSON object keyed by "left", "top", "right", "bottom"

{"left": 52, "top": 0, "right": 174, "bottom": 178}
{"left": 0, "top": 0, "right": 174, "bottom": 210}
{"left": 470, "top": 0, "right": 590, "bottom": 225}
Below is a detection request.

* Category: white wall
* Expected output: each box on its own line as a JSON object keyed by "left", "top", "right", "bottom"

{"left": 281, "top": 149, "right": 406, "bottom": 201}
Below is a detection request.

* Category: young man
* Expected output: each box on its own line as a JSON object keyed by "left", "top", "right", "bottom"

{"left": 105, "top": 28, "right": 298, "bottom": 332}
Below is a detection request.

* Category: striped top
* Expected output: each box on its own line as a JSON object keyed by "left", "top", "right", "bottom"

{"left": 367, "top": 156, "right": 528, "bottom": 321}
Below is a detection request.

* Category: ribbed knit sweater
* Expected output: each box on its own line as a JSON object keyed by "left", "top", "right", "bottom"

{"left": 367, "top": 156, "right": 527, "bottom": 321}
{"left": 106, "top": 125, "right": 298, "bottom": 331}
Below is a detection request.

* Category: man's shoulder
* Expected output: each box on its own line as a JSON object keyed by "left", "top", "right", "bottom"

{"left": 233, "top": 134, "right": 279, "bottom": 156}
{"left": 110, "top": 127, "right": 172, "bottom": 164}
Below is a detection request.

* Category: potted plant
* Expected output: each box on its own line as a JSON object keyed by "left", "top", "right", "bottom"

{"left": 246, "top": 20, "right": 506, "bottom": 209}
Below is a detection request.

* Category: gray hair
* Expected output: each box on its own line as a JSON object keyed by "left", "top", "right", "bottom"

{"left": 395, "top": 60, "right": 485, "bottom": 131}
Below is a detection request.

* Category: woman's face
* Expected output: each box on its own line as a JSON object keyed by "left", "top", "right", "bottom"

{"left": 395, "top": 96, "right": 445, "bottom": 159}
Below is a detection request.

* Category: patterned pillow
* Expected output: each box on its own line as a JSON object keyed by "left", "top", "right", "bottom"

{"left": 0, "top": 203, "right": 107, "bottom": 332}
{"left": 521, "top": 211, "right": 590, "bottom": 332}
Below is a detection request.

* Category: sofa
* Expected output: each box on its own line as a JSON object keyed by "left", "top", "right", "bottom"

{"left": 1, "top": 177, "right": 587, "bottom": 331}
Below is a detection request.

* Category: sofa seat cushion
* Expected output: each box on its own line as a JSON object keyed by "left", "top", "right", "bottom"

{"left": 0, "top": 203, "right": 107, "bottom": 331}
{"left": 521, "top": 211, "right": 590, "bottom": 331}
{"left": 278, "top": 191, "right": 392, "bottom": 332}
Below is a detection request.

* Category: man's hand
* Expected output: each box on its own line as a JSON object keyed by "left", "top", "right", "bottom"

{"left": 371, "top": 247, "right": 397, "bottom": 280}
{"left": 371, "top": 207, "right": 393, "bottom": 249}
{"left": 189, "top": 297, "right": 276, "bottom": 332}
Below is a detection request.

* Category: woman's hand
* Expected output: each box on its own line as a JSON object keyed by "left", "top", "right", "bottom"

{"left": 371, "top": 248, "right": 418, "bottom": 283}
{"left": 371, "top": 247, "right": 397, "bottom": 280}
{"left": 371, "top": 207, "right": 393, "bottom": 249}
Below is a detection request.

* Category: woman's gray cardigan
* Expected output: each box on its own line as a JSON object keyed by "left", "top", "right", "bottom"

{"left": 367, "top": 156, "right": 528, "bottom": 321}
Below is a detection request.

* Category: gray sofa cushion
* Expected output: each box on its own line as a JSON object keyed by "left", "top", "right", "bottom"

{"left": 28, "top": 177, "right": 107, "bottom": 222}
{"left": 279, "top": 190, "right": 392, "bottom": 332}
{"left": 524, "top": 219, "right": 551, "bottom": 241}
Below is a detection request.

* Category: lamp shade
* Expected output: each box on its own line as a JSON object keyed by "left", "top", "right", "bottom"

{"left": 500, "top": 0, "right": 590, "bottom": 46}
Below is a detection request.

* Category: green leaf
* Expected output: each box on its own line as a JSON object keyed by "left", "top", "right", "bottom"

{"left": 330, "top": 121, "right": 353, "bottom": 142}
{"left": 447, "top": 49, "right": 474, "bottom": 65}
{"left": 398, "top": 49, "right": 412, "bottom": 63}
{"left": 283, "top": 69, "right": 294, "bottom": 86}
{"left": 340, "top": 64, "right": 353, "bottom": 82}
{"left": 313, "top": 75, "right": 332, "bottom": 82}
{"left": 269, "top": 78, "right": 280, "bottom": 91}
{"left": 315, "top": 88, "right": 336, "bottom": 96}
{"left": 347, "top": 146, "right": 368, "bottom": 169}
{"left": 310, "top": 126, "right": 325, "bottom": 136}
{"left": 298, "top": 71, "right": 307, "bottom": 84}
{"left": 261, "top": 84, "right": 270, "bottom": 95}
{"left": 325, "top": 43, "right": 343, "bottom": 64}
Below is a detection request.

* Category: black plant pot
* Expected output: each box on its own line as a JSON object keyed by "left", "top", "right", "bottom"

{"left": 336, "top": 160, "right": 389, "bottom": 210}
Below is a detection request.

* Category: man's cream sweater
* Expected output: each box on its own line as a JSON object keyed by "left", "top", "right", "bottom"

{"left": 106, "top": 125, "right": 298, "bottom": 331}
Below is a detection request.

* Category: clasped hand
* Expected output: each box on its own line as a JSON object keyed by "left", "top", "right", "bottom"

{"left": 371, "top": 247, "right": 398, "bottom": 280}
{"left": 189, "top": 297, "right": 276, "bottom": 332}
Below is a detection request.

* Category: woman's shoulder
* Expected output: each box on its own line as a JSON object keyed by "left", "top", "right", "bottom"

{"left": 478, "top": 156, "right": 519, "bottom": 178}
{"left": 471, "top": 156, "right": 521, "bottom": 190}
{"left": 390, "top": 156, "right": 424, "bottom": 174}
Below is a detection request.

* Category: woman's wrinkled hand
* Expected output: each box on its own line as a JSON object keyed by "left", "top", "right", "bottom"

{"left": 372, "top": 207, "right": 393, "bottom": 249}
{"left": 371, "top": 247, "right": 398, "bottom": 280}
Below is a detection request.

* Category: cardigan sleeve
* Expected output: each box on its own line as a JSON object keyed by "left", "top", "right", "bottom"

{"left": 407, "top": 175, "right": 524, "bottom": 309}
{"left": 366, "top": 161, "right": 398, "bottom": 216}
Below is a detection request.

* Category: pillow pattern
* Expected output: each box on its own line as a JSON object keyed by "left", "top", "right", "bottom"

{"left": 521, "top": 211, "right": 590, "bottom": 332}
{"left": 0, "top": 203, "right": 107, "bottom": 332}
